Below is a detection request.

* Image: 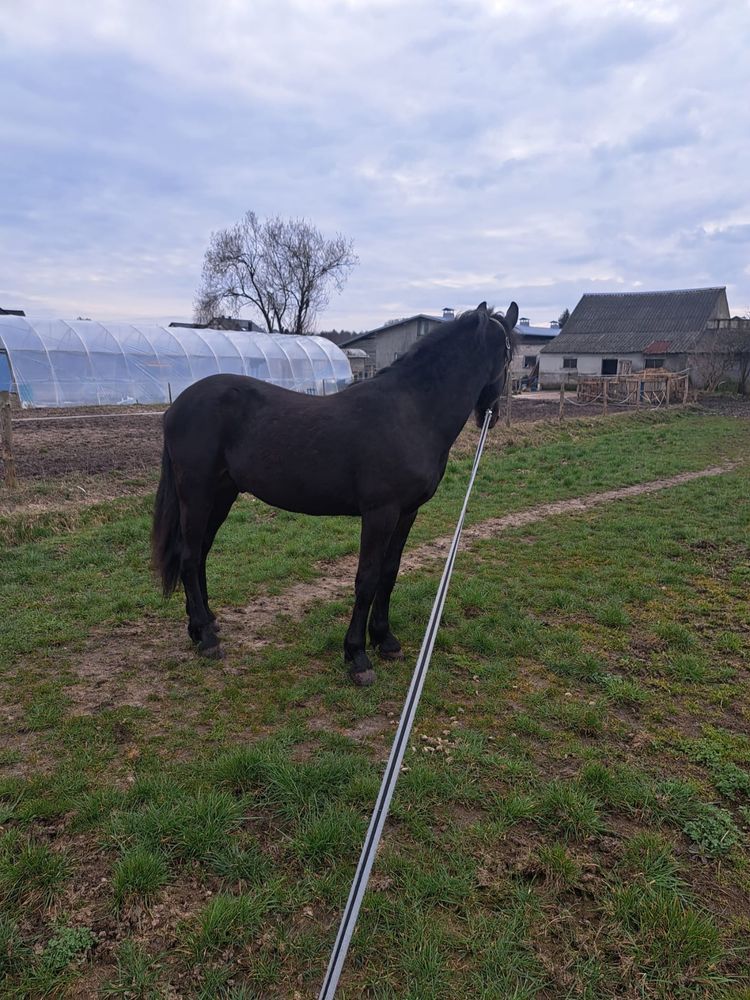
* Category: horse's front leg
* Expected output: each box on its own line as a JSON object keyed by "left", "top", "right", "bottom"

{"left": 369, "top": 509, "right": 417, "bottom": 660}
{"left": 345, "top": 506, "right": 400, "bottom": 686}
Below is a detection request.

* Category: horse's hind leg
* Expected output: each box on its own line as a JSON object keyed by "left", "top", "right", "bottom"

{"left": 197, "top": 477, "right": 239, "bottom": 629}
{"left": 179, "top": 487, "right": 222, "bottom": 658}
{"left": 345, "top": 506, "right": 400, "bottom": 686}
{"left": 369, "top": 510, "right": 417, "bottom": 660}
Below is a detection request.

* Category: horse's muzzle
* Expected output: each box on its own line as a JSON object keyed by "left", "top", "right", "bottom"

{"left": 477, "top": 407, "right": 499, "bottom": 429}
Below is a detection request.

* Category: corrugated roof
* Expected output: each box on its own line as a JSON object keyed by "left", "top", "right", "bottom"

{"left": 342, "top": 315, "right": 442, "bottom": 347}
{"left": 516, "top": 325, "right": 559, "bottom": 340}
{"left": 540, "top": 287, "right": 727, "bottom": 354}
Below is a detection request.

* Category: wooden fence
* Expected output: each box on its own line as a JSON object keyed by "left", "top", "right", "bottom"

{"left": 576, "top": 371, "right": 690, "bottom": 408}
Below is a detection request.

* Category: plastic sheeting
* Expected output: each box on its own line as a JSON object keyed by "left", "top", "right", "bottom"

{"left": 0, "top": 317, "right": 352, "bottom": 407}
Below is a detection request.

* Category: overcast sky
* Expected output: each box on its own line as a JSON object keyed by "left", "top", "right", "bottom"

{"left": 1, "top": 0, "right": 749, "bottom": 331}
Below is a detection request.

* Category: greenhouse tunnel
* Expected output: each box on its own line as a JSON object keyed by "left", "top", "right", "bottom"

{"left": 0, "top": 316, "right": 352, "bottom": 408}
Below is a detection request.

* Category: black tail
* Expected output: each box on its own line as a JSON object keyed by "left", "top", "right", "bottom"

{"left": 152, "top": 443, "right": 182, "bottom": 598}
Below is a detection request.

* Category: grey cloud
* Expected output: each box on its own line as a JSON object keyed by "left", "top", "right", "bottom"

{"left": 700, "top": 224, "right": 750, "bottom": 245}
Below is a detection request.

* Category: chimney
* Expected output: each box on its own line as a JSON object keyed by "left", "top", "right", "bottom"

{"left": 442, "top": 307, "right": 454, "bottom": 321}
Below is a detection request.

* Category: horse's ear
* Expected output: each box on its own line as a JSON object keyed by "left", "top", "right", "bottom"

{"left": 476, "top": 301, "right": 489, "bottom": 331}
{"left": 504, "top": 302, "right": 519, "bottom": 331}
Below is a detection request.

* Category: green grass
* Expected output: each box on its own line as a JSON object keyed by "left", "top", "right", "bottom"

{"left": 100, "top": 940, "right": 163, "bottom": 999}
{"left": 109, "top": 786, "right": 244, "bottom": 861}
{"left": 112, "top": 845, "right": 170, "bottom": 908}
{"left": 1, "top": 409, "right": 750, "bottom": 997}
{"left": 5, "top": 924, "right": 94, "bottom": 999}
{"left": 0, "top": 833, "right": 71, "bottom": 911}
{"left": 188, "top": 891, "right": 276, "bottom": 961}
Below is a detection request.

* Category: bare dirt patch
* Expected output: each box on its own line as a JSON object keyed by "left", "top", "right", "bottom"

{"left": 8, "top": 409, "right": 165, "bottom": 480}
{"left": 3, "top": 397, "right": 630, "bottom": 488}
{"left": 697, "top": 393, "right": 750, "bottom": 419}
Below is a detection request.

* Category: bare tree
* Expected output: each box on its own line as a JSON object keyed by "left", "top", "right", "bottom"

{"left": 690, "top": 340, "right": 732, "bottom": 392}
{"left": 691, "top": 321, "right": 750, "bottom": 394}
{"left": 194, "top": 212, "right": 358, "bottom": 333}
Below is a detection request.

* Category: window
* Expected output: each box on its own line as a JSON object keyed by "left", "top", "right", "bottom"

{"left": 645, "top": 357, "right": 665, "bottom": 369}
{"left": 562, "top": 358, "right": 578, "bottom": 369}
{"left": 523, "top": 355, "right": 536, "bottom": 368}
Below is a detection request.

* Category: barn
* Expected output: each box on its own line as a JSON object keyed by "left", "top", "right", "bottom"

{"left": 538, "top": 287, "right": 733, "bottom": 388}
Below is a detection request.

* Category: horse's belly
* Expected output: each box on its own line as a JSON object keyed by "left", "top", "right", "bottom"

{"left": 256, "top": 492, "right": 359, "bottom": 517}
{"left": 239, "top": 479, "right": 359, "bottom": 517}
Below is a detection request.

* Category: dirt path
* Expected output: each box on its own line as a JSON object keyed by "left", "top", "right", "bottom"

{"left": 69, "top": 462, "right": 738, "bottom": 713}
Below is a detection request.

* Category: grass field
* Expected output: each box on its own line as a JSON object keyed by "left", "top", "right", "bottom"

{"left": 1, "top": 407, "right": 749, "bottom": 998}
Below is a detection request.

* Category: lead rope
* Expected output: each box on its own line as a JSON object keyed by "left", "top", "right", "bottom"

{"left": 318, "top": 407, "right": 495, "bottom": 1000}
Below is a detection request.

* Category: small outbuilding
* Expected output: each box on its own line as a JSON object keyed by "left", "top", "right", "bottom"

{"left": 510, "top": 317, "right": 559, "bottom": 387}
{"left": 341, "top": 311, "right": 451, "bottom": 371}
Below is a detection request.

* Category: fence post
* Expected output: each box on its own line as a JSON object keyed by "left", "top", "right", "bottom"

{"left": 682, "top": 373, "right": 690, "bottom": 405}
{"left": 602, "top": 378, "right": 608, "bottom": 416}
{"left": 505, "top": 372, "right": 512, "bottom": 428}
{"left": 558, "top": 380, "right": 565, "bottom": 422}
{"left": 1, "top": 390, "right": 17, "bottom": 489}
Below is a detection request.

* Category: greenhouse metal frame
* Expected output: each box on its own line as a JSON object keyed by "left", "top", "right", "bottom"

{"left": 0, "top": 316, "right": 352, "bottom": 408}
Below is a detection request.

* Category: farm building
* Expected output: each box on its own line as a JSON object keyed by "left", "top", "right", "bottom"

{"left": 0, "top": 316, "right": 352, "bottom": 408}
{"left": 341, "top": 309, "right": 453, "bottom": 371}
{"left": 342, "top": 308, "right": 559, "bottom": 380}
{"left": 510, "top": 317, "right": 559, "bottom": 387}
{"left": 537, "top": 287, "right": 749, "bottom": 388}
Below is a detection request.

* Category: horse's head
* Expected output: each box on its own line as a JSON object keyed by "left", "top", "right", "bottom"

{"left": 474, "top": 300, "right": 518, "bottom": 428}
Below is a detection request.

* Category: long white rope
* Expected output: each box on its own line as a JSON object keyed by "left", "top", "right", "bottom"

{"left": 318, "top": 408, "right": 494, "bottom": 1000}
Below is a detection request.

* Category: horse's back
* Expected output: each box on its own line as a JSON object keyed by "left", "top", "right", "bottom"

{"left": 162, "top": 373, "right": 440, "bottom": 516}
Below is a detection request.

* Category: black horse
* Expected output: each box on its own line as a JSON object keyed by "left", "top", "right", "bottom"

{"left": 152, "top": 301, "right": 517, "bottom": 684}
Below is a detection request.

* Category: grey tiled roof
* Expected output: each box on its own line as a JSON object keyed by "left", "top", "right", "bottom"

{"left": 540, "top": 288, "right": 728, "bottom": 354}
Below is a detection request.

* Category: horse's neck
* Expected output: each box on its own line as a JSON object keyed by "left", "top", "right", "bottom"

{"left": 406, "top": 333, "right": 489, "bottom": 446}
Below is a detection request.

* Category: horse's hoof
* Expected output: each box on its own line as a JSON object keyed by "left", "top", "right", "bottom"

{"left": 377, "top": 644, "right": 404, "bottom": 661}
{"left": 198, "top": 642, "right": 224, "bottom": 660}
{"left": 374, "top": 634, "right": 404, "bottom": 660}
{"left": 349, "top": 667, "right": 376, "bottom": 687}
